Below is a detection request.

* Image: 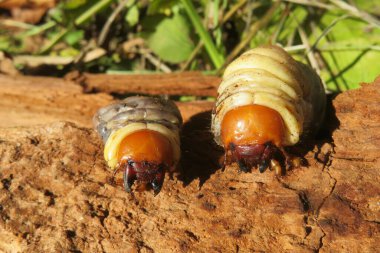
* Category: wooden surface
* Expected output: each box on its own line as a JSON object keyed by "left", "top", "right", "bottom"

{"left": 74, "top": 72, "right": 221, "bottom": 96}
{"left": 0, "top": 74, "right": 215, "bottom": 128}
{"left": 0, "top": 73, "right": 379, "bottom": 252}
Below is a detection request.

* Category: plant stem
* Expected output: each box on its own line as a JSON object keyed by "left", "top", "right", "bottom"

{"left": 39, "top": 28, "right": 69, "bottom": 54}
{"left": 75, "top": 0, "right": 114, "bottom": 26}
{"left": 222, "top": 0, "right": 247, "bottom": 24}
{"left": 98, "top": 0, "right": 129, "bottom": 46}
{"left": 39, "top": 0, "right": 114, "bottom": 54}
{"left": 180, "top": 0, "right": 224, "bottom": 68}
{"left": 219, "top": 2, "right": 280, "bottom": 74}
{"left": 308, "top": 14, "right": 349, "bottom": 53}
{"left": 21, "top": 21, "right": 56, "bottom": 38}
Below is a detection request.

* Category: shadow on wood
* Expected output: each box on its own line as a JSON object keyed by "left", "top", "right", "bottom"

{"left": 179, "top": 110, "right": 224, "bottom": 187}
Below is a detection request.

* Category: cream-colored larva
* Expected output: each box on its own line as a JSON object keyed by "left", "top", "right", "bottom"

{"left": 211, "top": 45, "right": 326, "bottom": 173}
{"left": 93, "top": 96, "right": 182, "bottom": 194}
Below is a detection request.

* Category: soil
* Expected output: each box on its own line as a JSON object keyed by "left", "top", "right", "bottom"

{"left": 0, "top": 73, "right": 379, "bottom": 252}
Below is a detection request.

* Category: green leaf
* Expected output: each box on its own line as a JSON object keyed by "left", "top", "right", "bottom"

{"left": 48, "top": 7, "right": 64, "bottom": 23}
{"left": 64, "top": 30, "right": 84, "bottom": 46}
{"left": 0, "top": 37, "right": 11, "bottom": 51}
{"left": 141, "top": 12, "right": 195, "bottom": 63}
{"left": 125, "top": 4, "right": 139, "bottom": 27}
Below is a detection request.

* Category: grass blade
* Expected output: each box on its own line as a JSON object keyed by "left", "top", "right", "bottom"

{"left": 180, "top": 0, "right": 224, "bottom": 68}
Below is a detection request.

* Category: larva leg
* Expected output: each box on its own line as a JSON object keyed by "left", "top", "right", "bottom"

{"left": 224, "top": 141, "right": 291, "bottom": 175}
{"left": 270, "top": 159, "right": 282, "bottom": 175}
{"left": 229, "top": 143, "right": 250, "bottom": 172}
{"left": 258, "top": 142, "right": 277, "bottom": 173}
{"left": 151, "top": 165, "right": 165, "bottom": 196}
{"left": 110, "top": 165, "right": 123, "bottom": 186}
{"left": 123, "top": 162, "right": 137, "bottom": 193}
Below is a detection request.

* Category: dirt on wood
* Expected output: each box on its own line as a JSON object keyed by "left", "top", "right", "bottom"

{"left": 0, "top": 73, "right": 379, "bottom": 252}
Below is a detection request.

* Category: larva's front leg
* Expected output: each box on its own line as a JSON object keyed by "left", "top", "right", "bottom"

{"left": 212, "top": 45, "right": 326, "bottom": 174}
{"left": 94, "top": 96, "right": 182, "bottom": 195}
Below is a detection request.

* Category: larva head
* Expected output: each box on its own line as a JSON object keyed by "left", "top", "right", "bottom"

{"left": 221, "top": 104, "right": 285, "bottom": 148}
{"left": 117, "top": 129, "right": 174, "bottom": 195}
{"left": 220, "top": 104, "right": 286, "bottom": 172}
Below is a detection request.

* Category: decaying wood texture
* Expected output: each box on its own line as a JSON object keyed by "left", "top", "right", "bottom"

{"left": 75, "top": 72, "right": 221, "bottom": 96}
{"left": 0, "top": 74, "right": 214, "bottom": 127}
{"left": 0, "top": 73, "right": 379, "bottom": 252}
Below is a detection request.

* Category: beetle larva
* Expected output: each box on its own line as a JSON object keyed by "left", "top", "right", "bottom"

{"left": 211, "top": 45, "right": 326, "bottom": 174}
{"left": 93, "top": 96, "right": 182, "bottom": 195}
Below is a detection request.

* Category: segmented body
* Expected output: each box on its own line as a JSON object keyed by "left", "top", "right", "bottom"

{"left": 211, "top": 45, "right": 326, "bottom": 172}
{"left": 212, "top": 45, "right": 326, "bottom": 145}
{"left": 93, "top": 96, "right": 182, "bottom": 193}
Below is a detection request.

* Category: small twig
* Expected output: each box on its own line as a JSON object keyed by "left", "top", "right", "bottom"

{"left": 75, "top": 0, "right": 113, "bottom": 26}
{"left": 180, "top": 41, "right": 204, "bottom": 71}
{"left": 39, "top": 28, "right": 68, "bottom": 54}
{"left": 286, "top": 29, "right": 296, "bottom": 47}
{"left": 218, "top": 2, "right": 280, "bottom": 74}
{"left": 139, "top": 49, "right": 172, "bottom": 73}
{"left": 14, "top": 55, "right": 74, "bottom": 67}
{"left": 285, "top": 43, "right": 380, "bottom": 52}
{"left": 98, "top": 0, "right": 130, "bottom": 46}
{"left": 0, "top": 19, "right": 35, "bottom": 29}
{"left": 298, "top": 27, "right": 327, "bottom": 91}
{"left": 320, "top": 44, "right": 380, "bottom": 51}
{"left": 122, "top": 39, "right": 171, "bottom": 73}
{"left": 271, "top": 3, "right": 291, "bottom": 44}
{"left": 308, "top": 14, "right": 349, "bottom": 53}
{"left": 275, "top": 0, "right": 335, "bottom": 10}
{"left": 14, "top": 48, "right": 106, "bottom": 67}
{"left": 284, "top": 44, "right": 307, "bottom": 52}
{"left": 243, "top": 0, "right": 253, "bottom": 35}
{"left": 329, "top": 0, "right": 380, "bottom": 27}
{"left": 222, "top": 0, "right": 247, "bottom": 24}
{"left": 19, "top": 21, "right": 56, "bottom": 38}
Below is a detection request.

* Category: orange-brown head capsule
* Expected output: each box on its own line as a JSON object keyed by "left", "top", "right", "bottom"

{"left": 116, "top": 129, "right": 174, "bottom": 194}
{"left": 221, "top": 104, "right": 285, "bottom": 148}
{"left": 220, "top": 104, "right": 286, "bottom": 172}
{"left": 118, "top": 129, "right": 174, "bottom": 165}
{"left": 94, "top": 96, "right": 182, "bottom": 195}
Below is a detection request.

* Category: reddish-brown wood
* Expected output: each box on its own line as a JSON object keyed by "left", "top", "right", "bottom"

{"left": 0, "top": 74, "right": 214, "bottom": 127}
{"left": 0, "top": 73, "right": 379, "bottom": 252}
{"left": 77, "top": 72, "right": 221, "bottom": 96}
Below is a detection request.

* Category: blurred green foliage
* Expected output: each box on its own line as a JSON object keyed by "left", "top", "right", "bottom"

{"left": 141, "top": 12, "right": 195, "bottom": 63}
{"left": 0, "top": 0, "right": 379, "bottom": 92}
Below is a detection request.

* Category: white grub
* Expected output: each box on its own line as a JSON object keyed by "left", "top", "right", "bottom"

{"left": 212, "top": 45, "right": 326, "bottom": 147}
{"left": 93, "top": 96, "right": 183, "bottom": 170}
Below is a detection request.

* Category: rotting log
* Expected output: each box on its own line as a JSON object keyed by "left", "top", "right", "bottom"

{"left": 0, "top": 74, "right": 379, "bottom": 252}
{"left": 0, "top": 74, "right": 214, "bottom": 127}
{"left": 73, "top": 72, "right": 221, "bottom": 97}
